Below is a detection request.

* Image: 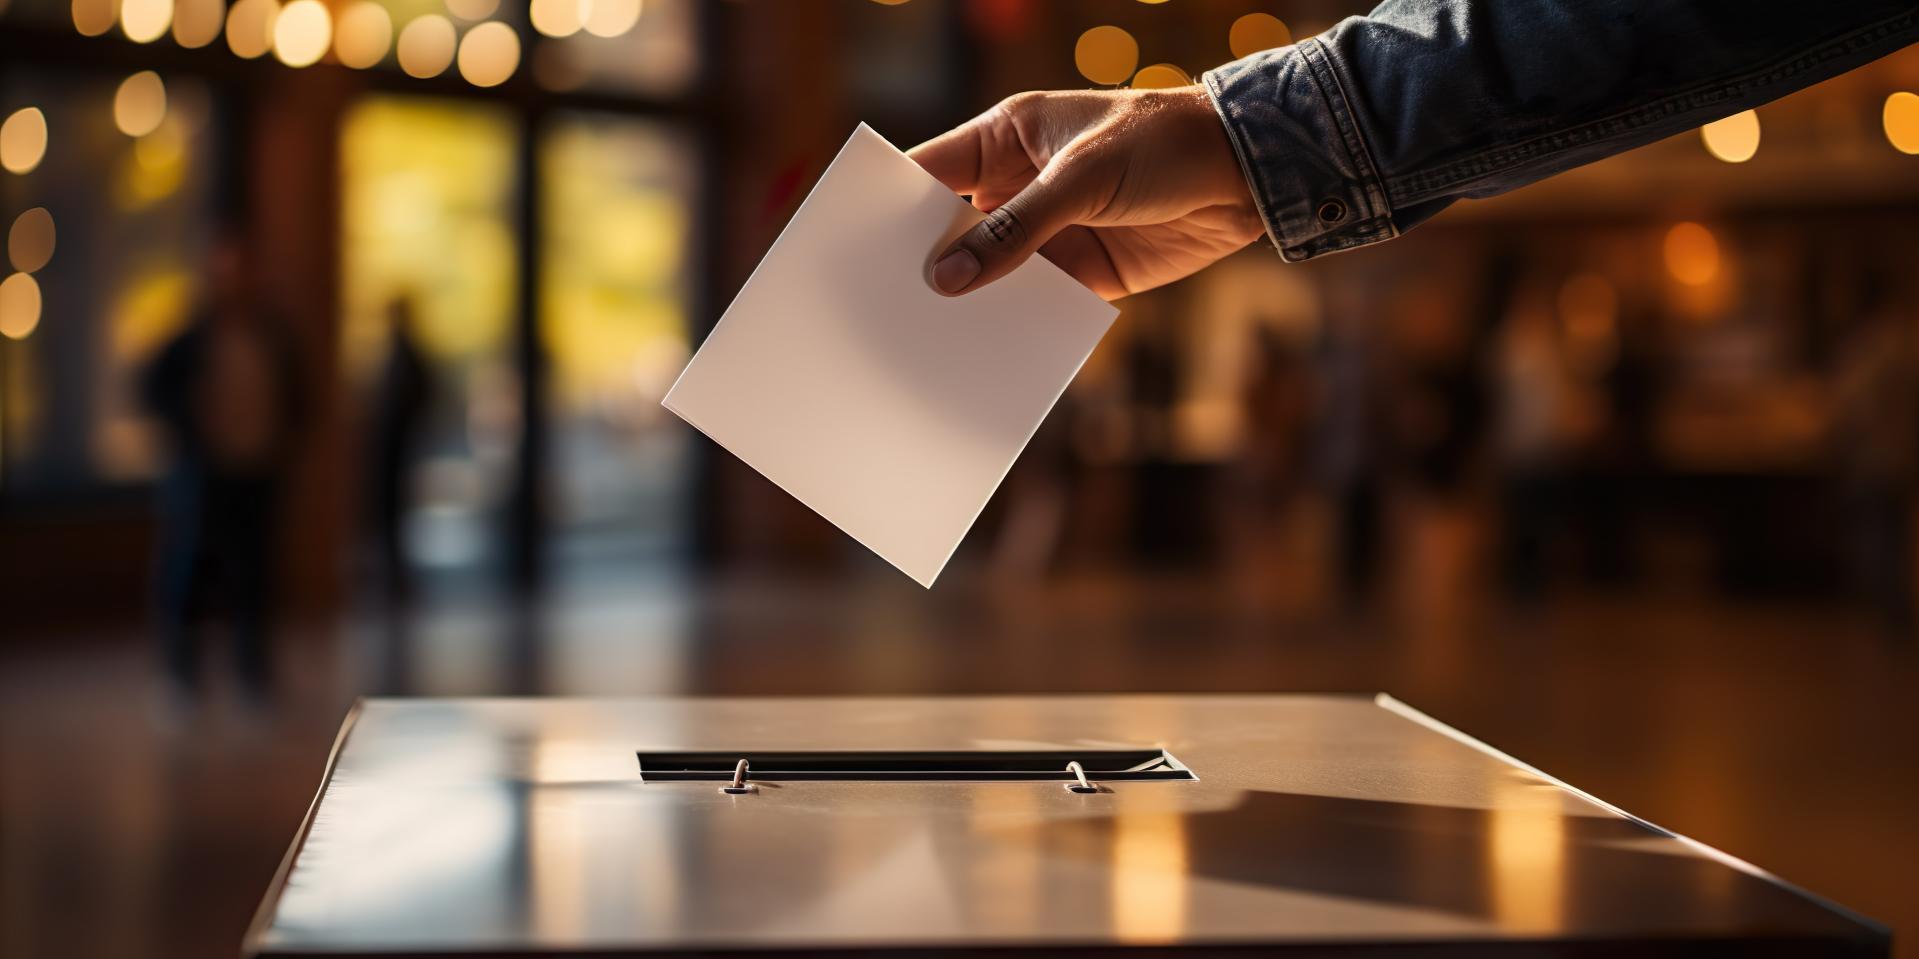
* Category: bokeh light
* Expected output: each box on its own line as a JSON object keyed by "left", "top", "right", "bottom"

{"left": 225, "top": 0, "right": 278, "bottom": 58}
{"left": 113, "top": 72, "right": 167, "bottom": 139}
{"left": 1074, "top": 26, "right": 1138, "bottom": 86}
{"left": 1700, "top": 109, "right": 1760, "bottom": 163}
{"left": 1885, "top": 92, "right": 1919, "bottom": 155}
{"left": 397, "top": 14, "right": 456, "bottom": 78}
{"left": 529, "top": 0, "right": 583, "bottom": 38}
{"left": 171, "top": 0, "right": 224, "bottom": 48}
{"left": 583, "top": 0, "right": 639, "bottom": 38}
{"left": 1664, "top": 221, "right": 1720, "bottom": 287}
{"left": 334, "top": 1, "right": 392, "bottom": 68}
{"left": 1130, "top": 63, "right": 1190, "bottom": 90}
{"left": 120, "top": 0, "right": 172, "bottom": 43}
{"left": 457, "top": 21, "right": 520, "bottom": 88}
{"left": 272, "top": 0, "right": 332, "bottom": 67}
{"left": 1229, "top": 13, "right": 1291, "bottom": 59}
{"left": 444, "top": 0, "right": 496, "bottom": 19}
{"left": 71, "top": 0, "right": 118, "bottom": 36}
{"left": 0, "top": 272, "right": 42, "bottom": 340}
{"left": 8, "top": 208, "right": 56, "bottom": 274}
{"left": 1, "top": 108, "right": 49, "bottom": 176}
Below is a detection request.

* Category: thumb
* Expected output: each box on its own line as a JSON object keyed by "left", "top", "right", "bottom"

{"left": 929, "top": 169, "right": 1085, "bottom": 296}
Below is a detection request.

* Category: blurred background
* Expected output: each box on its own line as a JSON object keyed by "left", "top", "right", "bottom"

{"left": 3, "top": 0, "right": 1918, "bottom": 956}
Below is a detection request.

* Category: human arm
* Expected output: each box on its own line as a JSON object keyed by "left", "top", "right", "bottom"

{"left": 911, "top": 0, "right": 1919, "bottom": 298}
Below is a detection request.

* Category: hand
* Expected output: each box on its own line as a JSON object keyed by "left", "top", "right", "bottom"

{"left": 909, "top": 86, "right": 1264, "bottom": 301}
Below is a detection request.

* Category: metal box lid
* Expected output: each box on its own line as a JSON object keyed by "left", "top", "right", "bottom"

{"left": 246, "top": 694, "right": 1886, "bottom": 956}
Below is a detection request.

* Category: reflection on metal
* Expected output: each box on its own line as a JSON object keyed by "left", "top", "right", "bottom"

{"left": 1112, "top": 804, "right": 1188, "bottom": 943}
{"left": 1488, "top": 777, "right": 1567, "bottom": 932}
{"left": 248, "top": 696, "right": 1890, "bottom": 958}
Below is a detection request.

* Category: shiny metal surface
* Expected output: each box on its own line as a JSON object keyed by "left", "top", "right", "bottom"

{"left": 247, "top": 695, "right": 1887, "bottom": 956}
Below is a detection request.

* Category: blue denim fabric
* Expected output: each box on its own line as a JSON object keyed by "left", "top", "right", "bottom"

{"left": 1204, "top": 0, "right": 1919, "bottom": 262}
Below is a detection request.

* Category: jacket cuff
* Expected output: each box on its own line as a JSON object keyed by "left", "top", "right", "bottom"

{"left": 1202, "top": 39, "right": 1396, "bottom": 262}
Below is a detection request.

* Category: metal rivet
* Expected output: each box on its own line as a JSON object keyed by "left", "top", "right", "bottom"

{"left": 1064, "top": 760, "right": 1098, "bottom": 794}
{"left": 721, "top": 758, "right": 755, "bottom": 795}
{"left": 1316, "top": 199, "right": 1347, "bottom": 224}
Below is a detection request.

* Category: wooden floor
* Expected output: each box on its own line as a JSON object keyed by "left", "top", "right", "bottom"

{"left": 3, "top": 564, "right": 1915, "bottom": 958}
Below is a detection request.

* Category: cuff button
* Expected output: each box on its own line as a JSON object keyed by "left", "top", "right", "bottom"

{"left": 1316, "top": 199, "right": 1347, "bottom": 224}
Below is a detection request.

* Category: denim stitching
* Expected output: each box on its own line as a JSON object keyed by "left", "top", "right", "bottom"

{"left": 1386, "top": 6, "right": 1918, "bottom": 204}
{"left": 1300, "top": 38, "right": 1396, "bottom": 231}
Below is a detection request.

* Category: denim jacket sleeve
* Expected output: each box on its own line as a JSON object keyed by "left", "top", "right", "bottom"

{"left": 1202, "top": 0, "right": 1919, "bottom": 262}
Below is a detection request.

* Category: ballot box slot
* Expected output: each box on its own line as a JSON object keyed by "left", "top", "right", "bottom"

{"left": 635, "top": 749, "right": 1195, "bottom": 784}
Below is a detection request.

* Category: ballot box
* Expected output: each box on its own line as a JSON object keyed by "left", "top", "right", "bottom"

{"left": 245, "top": 695, "right": 1887, "bottom": 957}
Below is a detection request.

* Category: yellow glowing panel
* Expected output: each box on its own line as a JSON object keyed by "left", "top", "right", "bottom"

{"left": 340, "top": 96, "right": 518, "bottom": 379}
{"left": 110, "top": 266, "right": 192, "bottom": 351}
{"left": 539, "top": 115, "right": 690, "bottom": 414}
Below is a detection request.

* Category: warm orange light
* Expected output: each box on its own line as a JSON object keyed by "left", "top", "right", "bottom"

{"left": 225, "top": 0, "right": 278, "bottom": 58}
{"left": 1664, "top": 222, "right": 1720, "bottom": 287}
{"left": 120, "top": 0, "right": 172, "bottom": 42}
{"left": 8, "top": 208, "right": 56, "bottom": 274}
{"left": 529, "top": 0, "right": 584, "bottom": 37}
{"left": 1130, "top": 63, "right": 1190, "bottom": 90}
{"left": 1, "top": 108, "right": 49, "bottom": 176}
{"left": 397, "top": 14, "right": 456, "bottom": 78}
{"left": 1700, "top": 109, "right": 1760, "bottom": 163}
{"left": 1885, "top": 92, "right": 1919, "bottom": 155}
{"left": 444, "top": 0, "right": 498, "bottom": 19}
{"left": 1074, "top": 26, "right": 1138, "bottom": 86}
{"left": 113, "top": 71, "right": 167, "bottom": 138}
{"left": 583, "top": 0, "right": 639, "bottom": 38}
{"left": 457, "top": 21, "right": 520, "bottom": 88}
{"left": 334, "top": 1, "right": 392, "bottom": 68}
{"left": 0, "top": 272, "right": 43, "bottom": 340}
{"left": 71, "top": 0, "right": 117, "bottom": 37}
{"left": 273, "top": 0, "right": 333, "bottom": 66}
{"left": 1229, "top": 13, "right": 1291, "bottom": 59}
{"left": 171, "top": 0, "right": 223, "bottom": 47}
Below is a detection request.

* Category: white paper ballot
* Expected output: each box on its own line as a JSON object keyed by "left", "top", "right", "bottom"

{"left": 662, "top": 124, "right": 1118, "bottom": 587}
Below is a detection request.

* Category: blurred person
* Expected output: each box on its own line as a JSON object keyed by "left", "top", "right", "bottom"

{"left": 142, "top": 231, "right": 307, "bottom": 707}
{"left": 365, "top": 295, "right": 432, "bottom": 607}
{"left": 908, "top": 1, "right": 1914, "bottom": 299}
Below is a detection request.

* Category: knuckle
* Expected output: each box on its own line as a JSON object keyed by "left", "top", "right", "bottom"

{"left": 997, "top": 91, "right": 1045, "bottom": 118}
{"left": 973, "top": 206, "right": 1028, "bottom": 251}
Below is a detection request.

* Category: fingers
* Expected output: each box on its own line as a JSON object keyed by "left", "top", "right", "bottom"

{"left": 930, "top": 160, "right": 1091, "bottom": 296}
{"left": 906, "top": 121, "right": 984, "bottom": 195}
